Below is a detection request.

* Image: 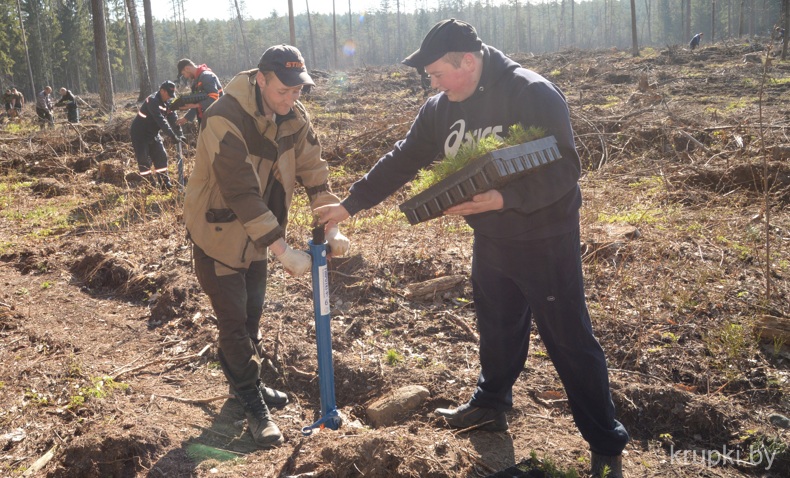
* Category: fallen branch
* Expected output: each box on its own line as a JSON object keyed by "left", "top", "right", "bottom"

{"left": 285, "top": 365, "right": 314, "bottom": 380}
{"left": 22, "top": 444, "right": 57, "bottom": 477}
{"left": 155, "top": 393, "right": 232, "bottom": 405}
{"left": 442, "top": 311, "right": 479, "bottom": 341}
{"left": 451, "top": 419, "right": 498, "bottom": 435}
{"left": 678, "top": 130, "right": 711, "bottom": 153}
{"left": 111, "top": 344, "right": 211, "bottom": 380}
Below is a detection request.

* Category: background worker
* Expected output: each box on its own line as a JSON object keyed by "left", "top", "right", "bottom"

{"left": 314, "top": 19, "right": 629, "bottom": 478}
{"left": 10, "top": 88, "right": 24, "bottom": 119}
{"left": 175, "top": 58, "right": 224, "bottom": 127}
{"left": 689, "top": 32, "right": 703, "bottom": 50}
{"left": 55, "top": 87, "right": 79, "bottom": 123}
{"left": 35, "top": 86, "right": 54, "bottom": 128}
{"left": 2, "top": 89, "right": 12, "bottom": 119}
{"left": 183, "top": 44, "right": 349, "bottom": 449}
{"left": 130, "top": 81, "right": 184, "bottom": 189}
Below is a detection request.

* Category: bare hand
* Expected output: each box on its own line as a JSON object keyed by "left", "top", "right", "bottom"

{"left": 443, "top": 190, "right": 504, "bottom": 216}
{"left": 176, "top": 117, "right": 188, "bottom": 126}
{"left": 314, "top": 204, "right": 350, "bottom": 226}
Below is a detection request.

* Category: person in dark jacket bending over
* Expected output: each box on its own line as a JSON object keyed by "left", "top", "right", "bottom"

{"left": 130, "top": 81, "right": 184, "bottom": 189}
{"left": 183, "top": 45, "right": 349, "bottom": 449}
{"left": 55, "top": 87, "right": 79, "bottom": 123}
{"left": 689, "top": 32, "right": 703, "bottom": 50}
{"left": 35, "top": 86, "right": 54, "bottom": 129}
{"left": 315, "top": 19, "right": 629, "bottom": 478}
{"left": 175, "top": 58, "right": 224, "bottom": 127}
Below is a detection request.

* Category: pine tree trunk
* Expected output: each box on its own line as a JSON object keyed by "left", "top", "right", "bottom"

{"left": 125, "top": 0, "right": 152, "bottom": 101}
{"left": 630, "top": 0, "right": 640, "bottom": 56}
{"left": 123, "top": 5, "right": 137, "bottom": 91}
{"left": 232, "top": 0, "right": 252, "bottom": 68}
{"left": 306, "top": 0, "right": 316, "bottom": 67}
{"left": 783, "top": 0, "right": 789, "bottom": 59}
{"left": 90, "top": 0, "right": 114, "bottom": 112}
{"left": 288, "top": 0, "right": 296, "bottom": 45}
{"left": 15, "top": 0, "right": 36, "bottom": 100}
{"left": 143, "top": 0, "right": 158, "bottom": 85}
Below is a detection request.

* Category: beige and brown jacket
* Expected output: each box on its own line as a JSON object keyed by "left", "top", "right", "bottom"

{"left": 183, "top": 70, "right": 339, "bottom": 270}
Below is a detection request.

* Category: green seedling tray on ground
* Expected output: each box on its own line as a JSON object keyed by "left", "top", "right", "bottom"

{"left": 399, "top": 135, "right": 561, "bottom": 225}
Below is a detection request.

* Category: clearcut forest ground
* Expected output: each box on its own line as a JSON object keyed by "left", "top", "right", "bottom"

{"left": 1, "top": 39, "right": 789, "bottom": 478}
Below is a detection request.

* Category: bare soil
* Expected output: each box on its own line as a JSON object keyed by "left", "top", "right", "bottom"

{"left": 1, "top": 41, "right": 789, "bottom": 478}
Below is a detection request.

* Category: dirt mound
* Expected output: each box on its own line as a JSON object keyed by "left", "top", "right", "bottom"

{"left": 50, "top": 426, "right": 171, "bottom": 478}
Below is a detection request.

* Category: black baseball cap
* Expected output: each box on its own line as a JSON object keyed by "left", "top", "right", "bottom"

{"left": 402, "top": 19, "right": 483, "bottom": 69}
{"left": 257, "top": 45, "right": 315, "bottom": 87}
{"left": 159, "top": 80, "right": 176, "bottom": 96}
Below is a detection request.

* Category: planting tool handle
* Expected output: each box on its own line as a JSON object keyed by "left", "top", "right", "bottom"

{"left": 302, "top": 231, "right": 341, "bottom": 436}
{"left": 176, "top": 142, "right": 185, "bottom": 189}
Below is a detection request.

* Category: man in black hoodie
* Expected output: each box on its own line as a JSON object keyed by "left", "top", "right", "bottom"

{"left": 55, "top": 87, "right": 79, "bottom": 123}
{"left": 315, "top": 19, "right": 629, "bottom": 478}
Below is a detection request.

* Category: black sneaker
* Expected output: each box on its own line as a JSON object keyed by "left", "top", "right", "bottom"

{"left": 235, "top": 386, "right": 284, "bottom": 448}
{"left": 590, "top": 452, "right": 623, "bottom": 478}
{"left": 434, "top": 402, "right": 508, "bottom": 432}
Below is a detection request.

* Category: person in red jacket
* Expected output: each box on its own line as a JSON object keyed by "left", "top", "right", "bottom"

{"left": 175, "top": 58, "right": 224, "bottom": 126}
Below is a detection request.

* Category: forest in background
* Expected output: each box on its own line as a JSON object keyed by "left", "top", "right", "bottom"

{"left": 0, "top": 1, "right": 787, "bottom": 109}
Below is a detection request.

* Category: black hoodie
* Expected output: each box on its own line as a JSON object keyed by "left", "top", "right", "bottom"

{"left": 130, "top": 91, "right": 182, "bottom": 142}
{"left": 342, "top": 45, "right": 582, "bottom": 240}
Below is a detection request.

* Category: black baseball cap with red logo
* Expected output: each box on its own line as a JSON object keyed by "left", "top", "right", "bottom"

{"left": 257, "top": 45, "right": 315, "bottom": 87}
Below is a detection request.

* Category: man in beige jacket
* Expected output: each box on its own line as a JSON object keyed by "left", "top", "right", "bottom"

{"left": 184, "top": 45, "right": 349, "bottom": 448}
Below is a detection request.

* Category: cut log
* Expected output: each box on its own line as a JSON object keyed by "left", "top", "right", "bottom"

{"left": 755, "top": 315, "right": 790, "bottom": 345}
{"left": 403, "top": 274, "right": 466, "bottom": 301}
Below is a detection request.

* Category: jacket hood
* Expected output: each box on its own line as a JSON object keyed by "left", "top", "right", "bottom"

{"left": 222, "top": 69, "right": 265, "bottom": 120}
{"left": 469, "top": 45, "right": 521, "bottom": 101}
{"left": 195, "top": 64, "right": 212, "bottom": 75}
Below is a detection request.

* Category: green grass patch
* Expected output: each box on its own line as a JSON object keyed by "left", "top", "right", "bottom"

{"left": 768, "top": 76, "right": 790, "bottom": 86}
{"left": 627, "top": 175, "right": 665, "bottom": 194}
{"left": 503, "top": 451, "right": 579, "bottom": 477}
{"left": 597, "top": 206, "right": 664, "bottom": 225}
{"left": 384, "top": 348, "right": 404, "bottom": 366}
{"left": 725, "top": 98, "right": 748, "bottom": 111}
{"left": 67, "top": 376, "right": 130, "bottom": 410}
{"left": 3, "top": 122, "right": 38, "bottom": 135}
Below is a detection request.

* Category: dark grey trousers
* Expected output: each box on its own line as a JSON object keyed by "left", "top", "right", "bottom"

{"left": 470, "top": 226, "right": 629, "bottom": 456}
{"left": 193, "top": 244, "right": 266, "bottom": 391}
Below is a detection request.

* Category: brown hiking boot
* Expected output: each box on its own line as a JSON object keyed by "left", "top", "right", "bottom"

{"left": 236, "top": 386, "right": 284, "bottom": 448}
{"left": 590, "top": 452, "right": 623, "bottom": 478}
{"left": 434, "top": 402, "right": 508, "bottom": 432}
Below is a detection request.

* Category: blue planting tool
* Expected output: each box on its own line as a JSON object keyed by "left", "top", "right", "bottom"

{"left": 176, "top": 141, "right": 185, "bottom": 189}
{"left": 301, "top": 225, "right": 342, "bottom": 435}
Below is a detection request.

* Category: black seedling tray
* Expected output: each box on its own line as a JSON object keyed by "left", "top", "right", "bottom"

{"left": 399, "top": 135, "right": 561, "bottom": 225}
{"left": 167, "top": 93, "right": 209, "bottom": 111}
